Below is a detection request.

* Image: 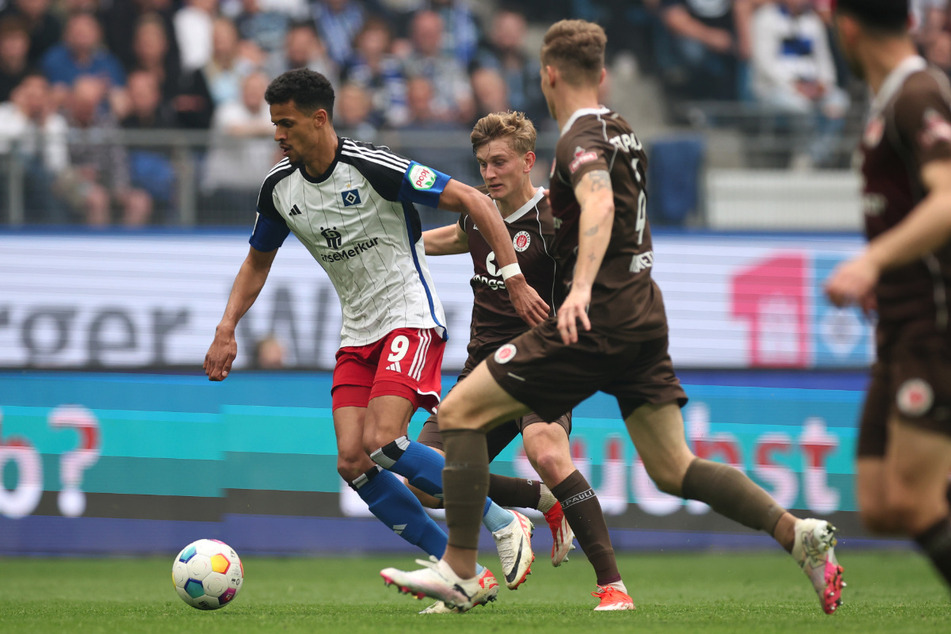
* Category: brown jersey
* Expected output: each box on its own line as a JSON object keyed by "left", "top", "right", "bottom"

{"left": 462, "top": 187, "right": 558, "bottom": 365}
{"left": 548, "top": 107, "right": 668, "bottom": 341}
{"left": 860, "top": 57, "right": 951, "bottom": 336}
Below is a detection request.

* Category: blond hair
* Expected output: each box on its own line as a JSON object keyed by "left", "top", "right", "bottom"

{"left": 470, "top": 110, "right": 537, "bottom": 156}
{"left": 540, "top": 19, "right": 606, "bottom": 86}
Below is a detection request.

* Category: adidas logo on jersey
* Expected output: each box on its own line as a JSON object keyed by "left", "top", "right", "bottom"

{"left": 289, "top": 204, "right": 303, "bottom": 216}
{"left": 386, "top": 361, "right": 401, "bottom": 373}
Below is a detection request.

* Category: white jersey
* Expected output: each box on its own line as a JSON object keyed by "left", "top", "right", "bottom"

{"left": 250, "top": 137, "right": 450, "bottom": 348}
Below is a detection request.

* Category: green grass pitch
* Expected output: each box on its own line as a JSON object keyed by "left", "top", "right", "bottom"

{"left": 0, "top": 550, "right": 946, "bottom": 633}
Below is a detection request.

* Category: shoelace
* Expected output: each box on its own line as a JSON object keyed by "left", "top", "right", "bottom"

{"left": 592, "top": 586, "right": 624, "bottom": 600}
{"left": 494, "top": 521, "right": 521, "bottom": 570}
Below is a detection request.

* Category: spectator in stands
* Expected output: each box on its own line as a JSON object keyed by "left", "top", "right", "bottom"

{"left": 174, "top": 0, "right": 217, "bottom": 73}
{"left": 334, "top": 80, "right": 380, "bottom": 140}
{"left": 429, "top": 0, "right": 480, "bottom": 68}
{"left": 925, "top": 28, "right": 951, "bottom": 78}
{"left": 204, "top": 16, "right": 256, "bottom": 106}
{"left": 253, "top": 333, "right": 286, "bottom": 369}
{"left": 99, "top": 1, "right": 180, "bottom": 79}
{"left": 810, "top": 0, "right": 853, "bottom": 90}
{"left": 341, "top": 16, "right": 408, "bottom": 128}
{"left": 566, "top": 0, "right": 663, "bottom": 71}
{"left": 0, "top": 0, "right": 61, "bottom": 66}
{"left": 469, "top": 66, "right": 508, "bottom": 120}
{"left": 40, "top": 10, "right": 126, "bottom": 111}
{"left": 175, "top": 16, "right": 255, "bottom": 129}
{"left": 0, "top": 72, "right": 69, "bottom": 223}
{"left": 59, "top": 76, "right": 152, "bottom": 226}
{"left": 121, "top": 69, "right": 178, "bottom": 221}
{"left": 233, "top": 0, "right": 292, "bottom": 58}
{"left": 122, "top": 69, "right": 178, "bottom": 129}
{"left": 60, "top": 0, "right": 102, "bottom": 14}
{"left": 398, "top": 75, "right": 476, "bottom": 205}
{"left": 471, "top": 10, "right": 547, "bottom": 126}
{"left": 658, "top": 0, "right": 754, "bottom": 101}
{"left": 911, "top": 0, "right": 947, "bottom": 51}
{"left": 750, "top": 0, "right": 850, "bottom": 169}
{"left": 266, "top": 20, "right": 339, "bottom": 87}
{"left": 220, "top": 0, "right": 308, "bottom": 17}
{"left": 495, "top": 0, "right": 571, "bottom": 23}
{"left": 0, "top": 16, "right": 30, "bottom": 104}
{"left": 173, "top": 74, "right": 214, "bottom": 129}
{"left": 310, "top": 0, "right": 365, "bottom": 67}
{"left": 201, "top": 70, "right": 278, "bottom": 222}
{"left": 128, "top": 13, "right": 181, "bottom": 106}
{"left": 402, "top": 9, "right": 474, "bottom": 125}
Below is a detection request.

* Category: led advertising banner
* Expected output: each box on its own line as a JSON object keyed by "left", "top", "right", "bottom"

{"left": 0, "top": 232, "right": 870, "bottom": 371}
{"left": 0, "top": 370, "right": 874, "bottom": 555}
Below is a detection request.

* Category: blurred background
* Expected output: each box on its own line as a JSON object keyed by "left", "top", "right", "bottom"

{"left": 0, "top": 0, "right": 932, "bottom": 556}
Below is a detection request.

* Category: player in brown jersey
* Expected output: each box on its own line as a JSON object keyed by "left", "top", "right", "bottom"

{"left": 381, "top": 19, "right": 844, "bottom": 615}
{"left": 410, "top": 110, "right": 634, "bottom": 612}
{"left": 825, "top": 0, "right": 951, "bottom": 594}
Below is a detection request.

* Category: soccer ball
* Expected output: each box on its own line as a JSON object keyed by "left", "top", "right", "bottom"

{"left": 172, "top": 539, "right": 244, "bottom": 610}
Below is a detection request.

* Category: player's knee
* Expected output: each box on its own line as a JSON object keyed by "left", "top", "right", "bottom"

{"left": 337, "top": 464, "right": 363, "bottom": 483}
{"left": 652, "top": 471, "right": 683, "bottom": 497}
{"left": 643, "top": 456, "right": 691, "bottom": 497}
{"left": 435, "top": 397, "right": 467, "bottom": 430}
{"left": 336, "top": 453, "right": 367, "bottom": 483}
{"left": 362, "top": 429, "right": 397, "bottom": 459}
{"left": 528, "top": 447, "right": 571, "bottom": 483}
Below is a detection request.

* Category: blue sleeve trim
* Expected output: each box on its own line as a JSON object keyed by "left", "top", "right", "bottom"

{"left": 398, "top": 161, "right": 452, "bottom": 208}
{"left": 402, "top": 203, "right": 447, "bottom": 341}
{"left": 249, "top": 212, "right": 290, "bottom": 251}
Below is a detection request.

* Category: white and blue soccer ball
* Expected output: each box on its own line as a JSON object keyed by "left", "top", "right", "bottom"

{"left": 172, "top": 539, "right": 244, "bottom": 610}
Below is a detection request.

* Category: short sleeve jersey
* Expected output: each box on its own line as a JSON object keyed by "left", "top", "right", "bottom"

{"left": 249, "top": 136, "right": 451, "bottom": 347}
{"left": 462, "top": 187, "right": 558, "bottom": 365}
{"left": 547, "top": 107, "right": 668, "bottom": 341}
{"left": 860, "top": 56, "right": 951, "bottom": 335}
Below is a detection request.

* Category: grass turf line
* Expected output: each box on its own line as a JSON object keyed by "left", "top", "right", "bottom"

{"left": 0, "top": 551, "right": 946, "bottom": 633}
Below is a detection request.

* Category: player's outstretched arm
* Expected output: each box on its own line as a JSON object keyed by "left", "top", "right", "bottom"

{"left": 422, "top": 222, "right": 469, "bottom": 255}
{"left": 204, "top": 246, "right": 278, "bottom": 381}
{"left": 826, "top": 158, "right": 951, "bottom": 308}
{"left": 558, "top": 169, "right": 614, "bottom": 345}
{"left": 438, "top": 179, "right": 549, "bottom": 325}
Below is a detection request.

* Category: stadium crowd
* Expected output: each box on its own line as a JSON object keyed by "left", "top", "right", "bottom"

{"left": 0, "top": 0, "right": 950, "bottom": 226}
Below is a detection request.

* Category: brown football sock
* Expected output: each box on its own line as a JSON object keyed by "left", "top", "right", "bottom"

{"left": 441, "top": 429, "right": 489, "bottom": 551}
{"left": 914, "top": 515, "right": 951, "bottom": 588}
{"left": 681, "top": 458, "right": 785, "bottom": 533}
{"left": 553, "top": 470, "right": 620, "bottom": 586}
{"left": 488, "top": 473, "right": 542, "bottom": 509}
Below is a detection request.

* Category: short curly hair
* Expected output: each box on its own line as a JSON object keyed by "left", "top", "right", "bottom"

{"left": 470, "top": 111, "right": 537, "bottom": 156}
{"left": 540, "top": 20, "right": 605, "bottom": 87}
{"left": 265, "top": 69, "right": 335, "bottom": 119}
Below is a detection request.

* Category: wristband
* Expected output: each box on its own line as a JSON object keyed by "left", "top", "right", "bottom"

{"left": 499, "top": 263, "right": 522, "bottom": 281}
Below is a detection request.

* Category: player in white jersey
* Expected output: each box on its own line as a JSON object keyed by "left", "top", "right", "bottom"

{"left": 203, "top": 69, "right": 548, "bottom": 590}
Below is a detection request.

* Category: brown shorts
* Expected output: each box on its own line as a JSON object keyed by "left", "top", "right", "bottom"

{"left": 416, "top": 411, "right": 572, "bottom": 461}
{"left": 485, "top": 320, "right": 687, "bottom": 421}
{"left": 857, "top": 335, "right": 951, "bottom": 457}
